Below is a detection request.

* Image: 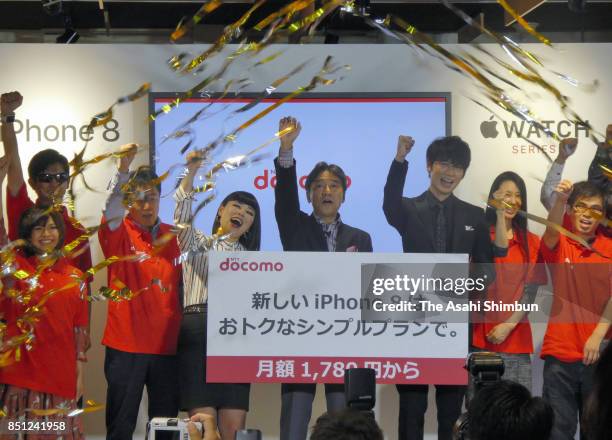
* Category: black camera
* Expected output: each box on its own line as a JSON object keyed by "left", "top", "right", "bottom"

{"left": 466, "top": 351, "right": 504, "bottom": 395}
{"left": 344, "top": 368, "right": 376, "bottom": 413}
{"left": 453, "top": 352, "right": 505, "bottom": 440}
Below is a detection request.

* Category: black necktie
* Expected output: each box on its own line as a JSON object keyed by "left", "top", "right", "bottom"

{"left": 435, "top": 203, "right": 447, "bottom": 253}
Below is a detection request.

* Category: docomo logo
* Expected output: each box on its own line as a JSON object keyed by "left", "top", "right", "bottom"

{"left": 220, "top": 258, "right": 284, "bottom": 272}
{"left": 254, "top": 169, "right": 352, "bottom": 190}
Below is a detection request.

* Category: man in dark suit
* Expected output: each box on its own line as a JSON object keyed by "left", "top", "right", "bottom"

{"left": 383, "top": 135, "right": 494, "bottom": 440}
{"left": 275, "top": 116, "right": 373, "bottom": 440}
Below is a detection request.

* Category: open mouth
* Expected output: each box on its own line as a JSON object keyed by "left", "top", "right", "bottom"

{"left": 579, "top": 218, "right": 594, "bottom": 227}
{"left": 38, "top": 239, "right": 55, "bottom": 246}
{"left": 230, "top": 217, "right": 243, "bottom": 228}
{"left": 440, "top": 177, "right": 454, "bottom": 187}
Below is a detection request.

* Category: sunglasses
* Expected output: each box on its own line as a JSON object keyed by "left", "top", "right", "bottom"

{"left": 36, "top": 172, "right": 69, "bottom": 184}
{"left": 573, "top": 203, "right": 604, "bottom": 220}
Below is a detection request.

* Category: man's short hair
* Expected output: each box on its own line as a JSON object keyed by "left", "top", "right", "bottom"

{"left": 426, "top": 136, "right": 471, "bottom": 171}
{"left": 123, "top": 165, "right": 162, "bottom": 199}
{"left": 305, "top": 162, "right": 348, "bottom": 202}
{"left": 27, "top": 149, "right": 69, "bottom": 180}
{"left": 310, "top": 409, "right": 383, "bottom": 440}
{"left": 568, "top": 180, "right": 605, "bottom": 209}
{"left": 468, "top": 380, "right": 553, "bottom": 440}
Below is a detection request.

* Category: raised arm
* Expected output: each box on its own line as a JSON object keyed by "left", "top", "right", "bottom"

{"left": 490, "top": 189, "right": 509, "bottom": 250}
{"left": 383, "top": 135, "right": 414, "bottom": 233}
{"left": 542, "top": 179, "right": 572, "bottom": 250}
{"left": 0, "top": 92, "right": 25, "bottom": 196}
{"left": 274, "top": 116, "right": 303, "bottom": 244}
{"left": 174, "top": 150, "right": 212, "bottom": 252}
{"left": 541, "top": 138, "right": 576, "bottom": 211}
{"left": 103, "top": 143, "right": 137, "bottom": 231}
{"left": 0, "top": 155, "right": 8, "bottom": 246}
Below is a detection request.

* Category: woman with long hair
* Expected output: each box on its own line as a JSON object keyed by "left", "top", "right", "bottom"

{"left": 174, "top": 150, "right": 261, "bottom": 440}
{"left": 472, "top": 171, "right": 547, "bottom": 390}
{"left": 0, "top": 204, "right": 88, "bottom": 440}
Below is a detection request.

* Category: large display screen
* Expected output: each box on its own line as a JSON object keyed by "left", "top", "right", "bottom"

{"left": 151, "top": 94, "right": 450, "bottom": 252}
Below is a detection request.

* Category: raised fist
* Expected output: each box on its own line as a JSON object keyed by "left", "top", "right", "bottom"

{"left": 0, "top": 91, "right": 23, "bottom": 115}
{"left": 557, "top": 137, "right": 577, "bottom": 163}
{"left": 186, "top": 150, "right": 206, "bottom": 173}
{"left": 395, "top": 135, "right": 415, "bottom": 162}
{"left": 279, "top": 116, "right": 301, "bottom": 151}
{"left": 554, "top": 179, "right": 573, "bottom": 202}
{"left": 118, "top": 143, "right": 138, "bottom": 173}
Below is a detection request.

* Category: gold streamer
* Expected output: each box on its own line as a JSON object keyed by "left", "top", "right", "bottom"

{"left": 229, "top": 56, "right": 347, "bottom": 137}
{"left": 487, "top": 198, "right": 591, "bottom": 250}
{"left": 184, "top": 0, "right": 267, "bottom": 73}
{"left": 29, "top": 400, "right": 104, "bottom": 417}
{"left": 288, "top": 0, "right": 343, "bottom": 33}
{"left": 88, "top": 83, "right": 151, "bottom": 130}
{"left": 496, "top": 0, "right": 551, "bottom": 46}
{"left": 599, "top": 164, "right": 612, "bottom": 180}
{"left": 254, "top": 0, "right": 314, "bottom": 31}
{"left": 170, "top": 0, "right": 223, "bottom": 41}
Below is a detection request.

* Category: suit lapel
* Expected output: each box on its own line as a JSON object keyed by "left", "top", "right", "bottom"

{"left": 451, "top": 196, "right": 466, "bottom": 252}
{"left": 335, "top": 223, "right": 348, "bottom": 252}
{"left": 415, "top": 193, "right": 435, "bottom": 249}
{"left": 310, "top": 214, "right": 329, "bottom": 251}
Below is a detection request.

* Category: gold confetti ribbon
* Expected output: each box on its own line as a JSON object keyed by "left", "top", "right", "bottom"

{"left": 70, "top": 144, "right": 146, "bottom": 193}
{"left": 28, "top": 400, "right": 105, "bottom": 417}
{"left": 599, "top": 164, "right": 612, "bottom": 180}
{"left": 228, "top": 56, "right": 347, "bottom": 138}
{"left": 184, "top": 0, "right": 267, "bottom": 73}
{"left": 287, "top": 0, "right": 343, "bottom": 33}
{"left": 88, "top": 83, "right": 151, "bottom": 130}
{"left": 234, "top": 60, "right": 312, "bottom": 113}
{"left": 170, "top": 0, "right": 223, "bottom": 41}
{"left": 496, "top": 0, "right": 551, "bottom": 46}
{"left": 488, "top": 198, "right": 609, "bottom": 257}
{"left": 254, "top": 0, "right": 315, "bottom": 31}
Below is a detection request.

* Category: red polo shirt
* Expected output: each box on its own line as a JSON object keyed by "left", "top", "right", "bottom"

{"left": 98, "top": 215, "right": 181, "bottom": 355}
{"left": 0, "top": 255, "right": 88, "bottom": 398}
{"left": 6, "top": 183, "right": 93, "bottom": 275}
{"left": 472, "top": 229, "right": 547, "bottom": 353}
{"left": 540, "top": 232, "right": 612, "bottom": 362}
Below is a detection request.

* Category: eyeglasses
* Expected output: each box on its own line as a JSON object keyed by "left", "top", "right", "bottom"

{"left": 36, "top": 172, "right": 69, "bottom": 184}
{"left": 573, "top": 203, "right": 604, "bottom": 219}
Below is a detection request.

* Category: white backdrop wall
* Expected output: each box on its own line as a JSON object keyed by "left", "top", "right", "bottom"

{"left": 0, "top": 43, "right": 610, "bottom": 439}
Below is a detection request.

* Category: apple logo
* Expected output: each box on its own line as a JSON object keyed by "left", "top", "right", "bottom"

{"left": 480, "top": 115, "right": 499, "bottom": 138}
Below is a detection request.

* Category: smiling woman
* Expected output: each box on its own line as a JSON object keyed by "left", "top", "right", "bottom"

{"left": 0, "top": 206, "right": 88, "bottom": 439}
{"left": 18, "top": 207, "right": 65, "bottom": 256}
{"left": 174, "top": 150, "right": 262, "bottom": 440}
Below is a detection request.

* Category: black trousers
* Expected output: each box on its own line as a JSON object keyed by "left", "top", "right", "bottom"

{"left": 396, "top": 384, "right": 466, "bottom": 440}
{"left": 104, "top": 347, "right": 179, "bottom": 440}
